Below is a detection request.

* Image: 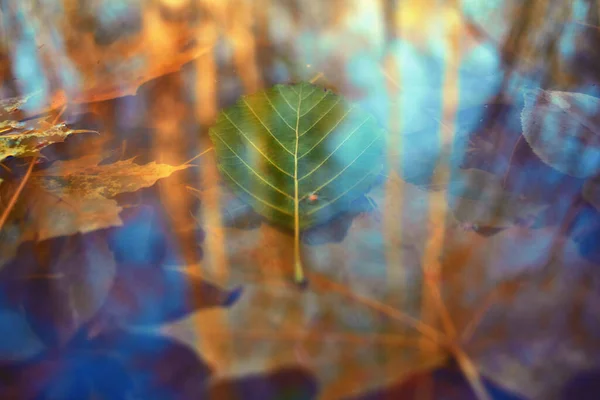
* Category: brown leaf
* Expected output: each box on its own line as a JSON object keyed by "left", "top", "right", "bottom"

{"left": 0, "top": 156, "right": 190, "bottom": 268}
{"left": 162, "top": 178, "right": 448, "bottom": 399}
{"left": 441, "top": 224, "right": 600, "bottom": 399}
{"left": 3, "top": 0, "right": 215, "bottom": 113}
{"left": 89, "top": 267, "right": 242, "bottom": 330}
{"left": 166, "top": 173, "right": 599, "bottom": 399}
{"left": 0, "top": 120, "right": 90, "bottom": 163}
{"left": 0, "top": 91, "right": 43, "bottom": 117}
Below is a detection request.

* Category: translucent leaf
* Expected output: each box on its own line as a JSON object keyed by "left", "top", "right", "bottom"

{"left": 446, "top": 169, "right": 546, "bottom": 228}
{"left": 0, "top": 156, "right": 190, "bottom": 268}
{"left": 521, "top": 88, "right": 600, "bottom": 178}
{"left": 3, "top": 2, "right": 213, "bottom": 111}
{"left": 209, "top": 82, "right": 385, "bottom": 230}
{"left": 209, "top": 82, "right": 385, "bottom": 281}
{"left": 16, "top": 235, "right": 117, "bottom": 348}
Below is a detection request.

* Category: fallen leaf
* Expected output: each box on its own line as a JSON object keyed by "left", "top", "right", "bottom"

{"left": 0, "top": 121, "right": 90, "bottom": 163}
{"left": 349, "top": 362, "right": 524, "bottom": 400}
{"left": 445, "top": 168, "right": 546, "bottom": 228}
{"left": 0, "top": 155, "right": 190, "bottom": 268}
{"left": 0, "top": 92, "right": 45, "bottom": 118}
{"left": 441, "top": 222, "right": 600, "bottom": 399}
{"left": 4, "top": 0, "right": 215, "bottom": 113}
{"left": 164, "top": 174, "right": 600, "bottom": 400}
{"left": 209, "top": 81, "right": 385, "bottom": 282}
{"left": 161, "top": 178, "right": 450, "bottom": 399}
{"left": 521, "top": 88, "right": 600, "bottom": 178}
{"left": 89, "top": 267, "right": 242, "bottom": 330}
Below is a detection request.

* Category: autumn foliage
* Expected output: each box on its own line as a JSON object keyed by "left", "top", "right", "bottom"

{"left": 0, "top": 1, "right": 600, "bottom": 399}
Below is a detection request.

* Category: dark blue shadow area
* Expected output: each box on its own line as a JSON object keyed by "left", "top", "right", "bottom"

{"left": 0, "top": 328, "right": 318, "bottom": 400}
{"left": 348, "top": 364, "right": 524, "bottom": 400}
{"left": 562, "top": 368, "right": 600, "bottom": 400}
{"left": 209, "top": 367, "right": 319, "bottom": 400}
{"left": 0, "top": 331, "right": 212, "bottom": 400}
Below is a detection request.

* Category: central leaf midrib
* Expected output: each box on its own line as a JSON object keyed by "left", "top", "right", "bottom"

{"left": 292, "top": 85, "right": 304, "bottom": 282}
{"left": 294, "top": 86, "right": 303, "bottom": 236}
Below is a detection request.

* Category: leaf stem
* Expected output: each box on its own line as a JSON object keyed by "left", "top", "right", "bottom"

{"left": 0, "top": 155, "right": 36, "bottom": 232}
{"left": 294, "top": 86, "right": 305, "bottom": 284}
{"left": 184, "top": 147, "right": 214, "bottom": 165}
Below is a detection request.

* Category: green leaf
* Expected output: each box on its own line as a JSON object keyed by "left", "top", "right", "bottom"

{"left": 521, "top": 88, "right": 600, "bottom": 178}
{"left": 446, "top": 169, "right": 546, "bottom": 228}
{"left": 209, "top": 82, "right": 385, "bottom": 282}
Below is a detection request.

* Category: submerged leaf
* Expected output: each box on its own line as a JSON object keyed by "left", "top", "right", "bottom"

{"left": 521, "top": 88, "right": 600, "bottom": 178}
{"left": 90, "top": 267, "right": 242, "bottom": 328}
{"left": 15, "top": 235, "right": 117, "bottom": 348}
{"left": 209, "top": 82, "right": 385, "bottom": 230}
{"left": 446, "top": 169, "right": 546, "bottom": 228}
{"left": 32, "top": 154, "right": 190, "bottom": 201}
{"left": 209, "top": 82, "right": 385, "bottom": 281}
{"left": 0, "top": 156, "right": 190, "bottom": 268}
{"left": 4, "top": 2, "right": 214, "bottom": 112}
{"left": 164, "top": 174, "right": 599, "bottom": 399}
{"left": 0, "top": 122, "right": 89, "bottom": 163}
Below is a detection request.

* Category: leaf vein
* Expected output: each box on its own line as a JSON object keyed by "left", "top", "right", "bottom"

{"left": 299, "top": 98, "right": 342, "bottom": 138}
{"left": 242, "top": 99, "right": 294, "bottom": 155}
{"left": 306, "top": 167, "right": 376, "bottom": 216}
{"left": 300, "top": 86, "right": 318, "bottom": 101}
{"left": 222, "top": 112, "right": 294, "bottom": 178}
{"left": 263, "top": 93, "right": 295, "bottom": 131}
{"left": 276, "top": 86, "right": 297, "bottom": 112}
{"left": 299, "top": 113, "right": 368, "bottom": 176}
{"left": 221, "top": 168, "right": 293, "bottom": 216}
{"left": 298, "top": 106, "right": 355, "bottom": 162}
{"left": 299, "top": 91, "right": 328, "bottom": 118}
{"left": 211, "top": 129, "right": 294, "bottom": 199}
{"left": 300, "top": 132, "right": 381, "bottom": 198}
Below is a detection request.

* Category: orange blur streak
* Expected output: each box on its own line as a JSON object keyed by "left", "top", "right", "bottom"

{"left": 0, "top": 155, "right": 37, "bottom": 232}
{"left": 191, "top": 11, "right": 232, "bottom": 377}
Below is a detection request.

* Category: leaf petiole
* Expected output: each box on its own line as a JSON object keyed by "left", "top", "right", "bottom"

{"left": 184, "top": 147, "right": 214, "bottom": 165}
{"left": 293, "top": 86, "right": 305, "bottom": 286}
